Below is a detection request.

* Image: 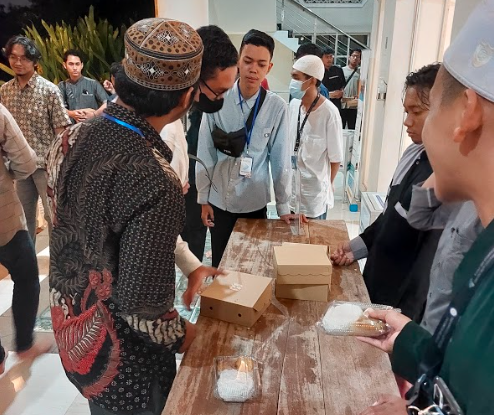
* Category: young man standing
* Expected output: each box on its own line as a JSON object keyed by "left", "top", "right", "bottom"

{"left": 196, "top": 29, "right": 292, "bottom": 268}
{"left": 0, "top": 103, "right": 50, "bottom": 374}
{"left": 331, "top": 64, "right": 442, "bottom": 320}
{"left": 59, "top": 49, "right": 109, "bottom": 123}
{"left": 293, "top": 43, "right": 329, "bottom": 99}
{"left": 289, "top": 55, "right": 343, "bottom": 219}
{"left": 1, "top": 36, "right": 71, "bottom": 242}
{"left": 181, "top": 25, "right": 239, "bottom": 263}
{"left": 341, "top": 48, "right": 362, "bottom": 129}
{"left": 46, "top": 19, "right": 202, "bottom": 414}
{"left": 359, "top": 3, "right": 494, "bottom": 413}
{"left": 321, "top": 46, "right": 346, "bottom": 110}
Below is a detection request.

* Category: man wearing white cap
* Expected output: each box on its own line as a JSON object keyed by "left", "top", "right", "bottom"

{"left": 358, "top": 1, "right": 494, "bottom": 414}
{"left": 289, "top": 54, "right": 343, "bottom": 219}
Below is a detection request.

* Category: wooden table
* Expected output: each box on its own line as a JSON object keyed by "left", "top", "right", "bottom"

{"left": 163, "top": 219, "right": 399, "bottom": 415}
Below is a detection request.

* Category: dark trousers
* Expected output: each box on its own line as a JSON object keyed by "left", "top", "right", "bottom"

{"left": 181, "top": 185, "right": 207, "bottom": 262}
{"left": 0, "top": 230, "right": 40, "bottom": 361}
{"left": 210, "top": 205, "right": 267, "bottom": 268}
{"left": 340, "top": 108, "right": 358, "bottom": 130}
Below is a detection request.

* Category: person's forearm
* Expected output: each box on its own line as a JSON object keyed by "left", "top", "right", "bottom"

{"left": 54, "top": 127, "right": 65, "bottom": 135}
{"left": 330, "top": 162, "right": 339, "bottom": 184}
{"left": 175, "top": 236, "right": 202, "bottom": 276}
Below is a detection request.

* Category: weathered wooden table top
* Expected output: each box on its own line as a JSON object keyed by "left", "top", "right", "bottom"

{"left": 163, "top": 219, "right": 398, "bottom": 415}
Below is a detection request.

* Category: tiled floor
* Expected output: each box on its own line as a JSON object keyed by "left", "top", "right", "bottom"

{"left": 0, "top": 201, "right": 360, "bottom": 415}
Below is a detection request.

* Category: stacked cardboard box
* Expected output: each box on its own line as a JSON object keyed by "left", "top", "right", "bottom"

{"left": 273, "top": 243, "right": 332, "bottom": 302}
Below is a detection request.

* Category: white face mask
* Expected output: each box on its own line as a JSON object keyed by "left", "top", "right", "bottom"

{"left": 289, "top": 78, "right": 312, "bottom": 100}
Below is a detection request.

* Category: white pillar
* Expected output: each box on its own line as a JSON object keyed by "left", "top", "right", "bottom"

{"left": 155, "top": 0, "right": 209, "bottom": 28}
{"left": 360, "top": 0, "right": 456, "bottom": 193}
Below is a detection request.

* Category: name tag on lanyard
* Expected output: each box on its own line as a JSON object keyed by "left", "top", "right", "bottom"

{"left": 239, "top": 87, "right": 262, "bottom": 178}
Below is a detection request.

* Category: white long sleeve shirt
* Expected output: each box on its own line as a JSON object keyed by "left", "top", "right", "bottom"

{"left": 160, "top": 120, "right": 202, "bottom": 276}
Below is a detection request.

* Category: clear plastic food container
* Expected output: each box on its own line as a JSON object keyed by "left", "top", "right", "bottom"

{"left": 318, "top": 301, "right": 399, "bottom": 337}
{"left": 213, "top": 355, "right": 262, "bottom": 403}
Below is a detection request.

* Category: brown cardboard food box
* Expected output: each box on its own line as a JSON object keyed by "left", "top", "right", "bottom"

{"left": 200, "top": 271, "right": 273, "bottom": 328}
{"left": 273, "top": 243, "right": 332, "bottom": 302}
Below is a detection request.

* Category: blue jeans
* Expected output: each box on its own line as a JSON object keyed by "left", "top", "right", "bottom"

{"left": 0, "top": 230, "right": 40, "bottom": 361}
{"left": 312, "top": 211, "right": 328, "bottom": 220}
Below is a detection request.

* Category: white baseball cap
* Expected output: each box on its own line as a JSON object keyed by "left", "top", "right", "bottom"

{"left": 443, "top": 0, "right": 494, "bottom": 103}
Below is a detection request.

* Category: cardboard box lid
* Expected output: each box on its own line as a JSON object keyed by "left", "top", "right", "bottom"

{"left": 200, "top": 271, "right": 273, "bottom": 311}
{"left": 274, "top": 243, "right": 332, "bottom": 277}
{"left": 281, "top": 242, "right": 329, "bottom": 254}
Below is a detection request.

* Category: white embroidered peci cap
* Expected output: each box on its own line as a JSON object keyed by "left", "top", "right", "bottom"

{"left": 443, "top": 0, "right": 494, "bottom": 103}
{"left": 293, "top": 55, "right": 325, "bottom": 82}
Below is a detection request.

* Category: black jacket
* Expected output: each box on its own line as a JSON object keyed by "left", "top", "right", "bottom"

{"left": 361, "top": 150, "right": 442, "bottom": 321}
{"left": 322, "top": 65, "right": 345, "bottom": 109}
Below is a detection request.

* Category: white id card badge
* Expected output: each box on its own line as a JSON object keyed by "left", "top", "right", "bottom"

{"left": 239, "top": 156, "right": 253, "bottom": 177}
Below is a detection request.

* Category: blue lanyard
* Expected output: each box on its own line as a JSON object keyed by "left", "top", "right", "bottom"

{"left": 238, "top": 86, "right": 262, "bottom": 153}
{"left": 102, "top": 113, "right": 145, "bottom": 138}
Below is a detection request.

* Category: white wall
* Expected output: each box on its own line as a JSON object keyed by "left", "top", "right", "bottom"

{"left": 451, "top": 0, "right": 480, "bottom": 39}
{"left": 155, "top": 0, "right": 209, "bottom": 28}
{"left": 301, "top": 0, "right": 375, "bottom": 34}
{"left": 209, "top": 0, "right": 277, "bottom": 34}
{"left": 228, "top": 34, "right": 292, "bottom": 102}
{"left": 360, "top": 0, "right": 456, "bottom": 193}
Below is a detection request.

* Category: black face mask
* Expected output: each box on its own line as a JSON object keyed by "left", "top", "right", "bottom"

{"left": 195, "top": 93, "right": 224, "bottom": 113}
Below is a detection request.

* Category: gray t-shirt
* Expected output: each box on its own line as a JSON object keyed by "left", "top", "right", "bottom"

{"left": 342, "top": 66, "right": 360, "bottom": 109}
{"left": 59, "top": 76, "right": 108, "bottom": 111}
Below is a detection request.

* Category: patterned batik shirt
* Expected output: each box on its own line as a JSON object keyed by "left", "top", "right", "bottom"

{"left": 1, "top": 73, "right": 71, "bottom": 168}
{"left": 46, "top": 102, "right": 187, "bottom": 413}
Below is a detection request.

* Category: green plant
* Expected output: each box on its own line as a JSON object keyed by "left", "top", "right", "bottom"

{"left": 0, "top": 6, "right": 126, "bottom": 85}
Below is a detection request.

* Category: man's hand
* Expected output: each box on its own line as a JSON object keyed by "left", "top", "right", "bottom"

{"left": 280, "top": 213, "right": 309, "bottom": 225}
{"left": 201, "top": 204, "right": 215, "bottom": 227}
{"left": 178, "top": 320, "right": 196, "bottom": 354}
{"left": 182, "top": 182, "right": 190, "bottom": 195}
{"left": 330, "top": 90, "right": 344, "bottom": 99}
{"left": 103, "top": 80, "right": 116, "bottom": 95}
{"left": 68, "top": 109, "right": 87, "bottom": 123}
{"left": 357, "top": 309, "right": 411, "bottom": 354}
{"left": 81, "top": 109, "right": 96, "bottom": 120}
{"left": 359, "top": 395, "right": 407, "bottom": 415}
{"left": 330, "top": 241, "right": 355, "bottom": 266}
{"left": 182, "top": 266, "right": 225, "bottom": 310}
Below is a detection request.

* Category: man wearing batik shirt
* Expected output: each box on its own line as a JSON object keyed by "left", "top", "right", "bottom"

{"left": 46, "top": 19, "right": 202, "bottom": 415}
{"left": 1, "top": 36, "right": 71, "bottom": 242}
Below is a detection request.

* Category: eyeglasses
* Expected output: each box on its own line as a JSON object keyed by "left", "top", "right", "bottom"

{"left": 8, "top": 55, "right": 30, "bottom": 64}
{"left": 200, "top": 79, "right": 222, "bottom": 100}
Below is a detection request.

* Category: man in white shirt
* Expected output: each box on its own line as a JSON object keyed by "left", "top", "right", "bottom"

{"left": 160, "top": 119, "right": 223, "bottom": 308}
{"left": 289, "top": 55, "right": 343, "bottom": 219}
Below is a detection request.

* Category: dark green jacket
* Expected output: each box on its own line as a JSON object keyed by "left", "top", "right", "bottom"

{"left": 392, "top": 219, "right": 494, "bottom": 414}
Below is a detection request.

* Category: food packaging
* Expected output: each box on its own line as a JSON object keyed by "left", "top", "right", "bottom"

{"left": 318, "top": 301, "right": 399, "bottom": 337}
{"left": 273, "top": 243, "right": 332, "bottom": 302}
{"left": 213, "top": 356, "right": 262, "bottom": 403}
{"left": 200, "top": 271, "right": 273, "bottom": 327}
